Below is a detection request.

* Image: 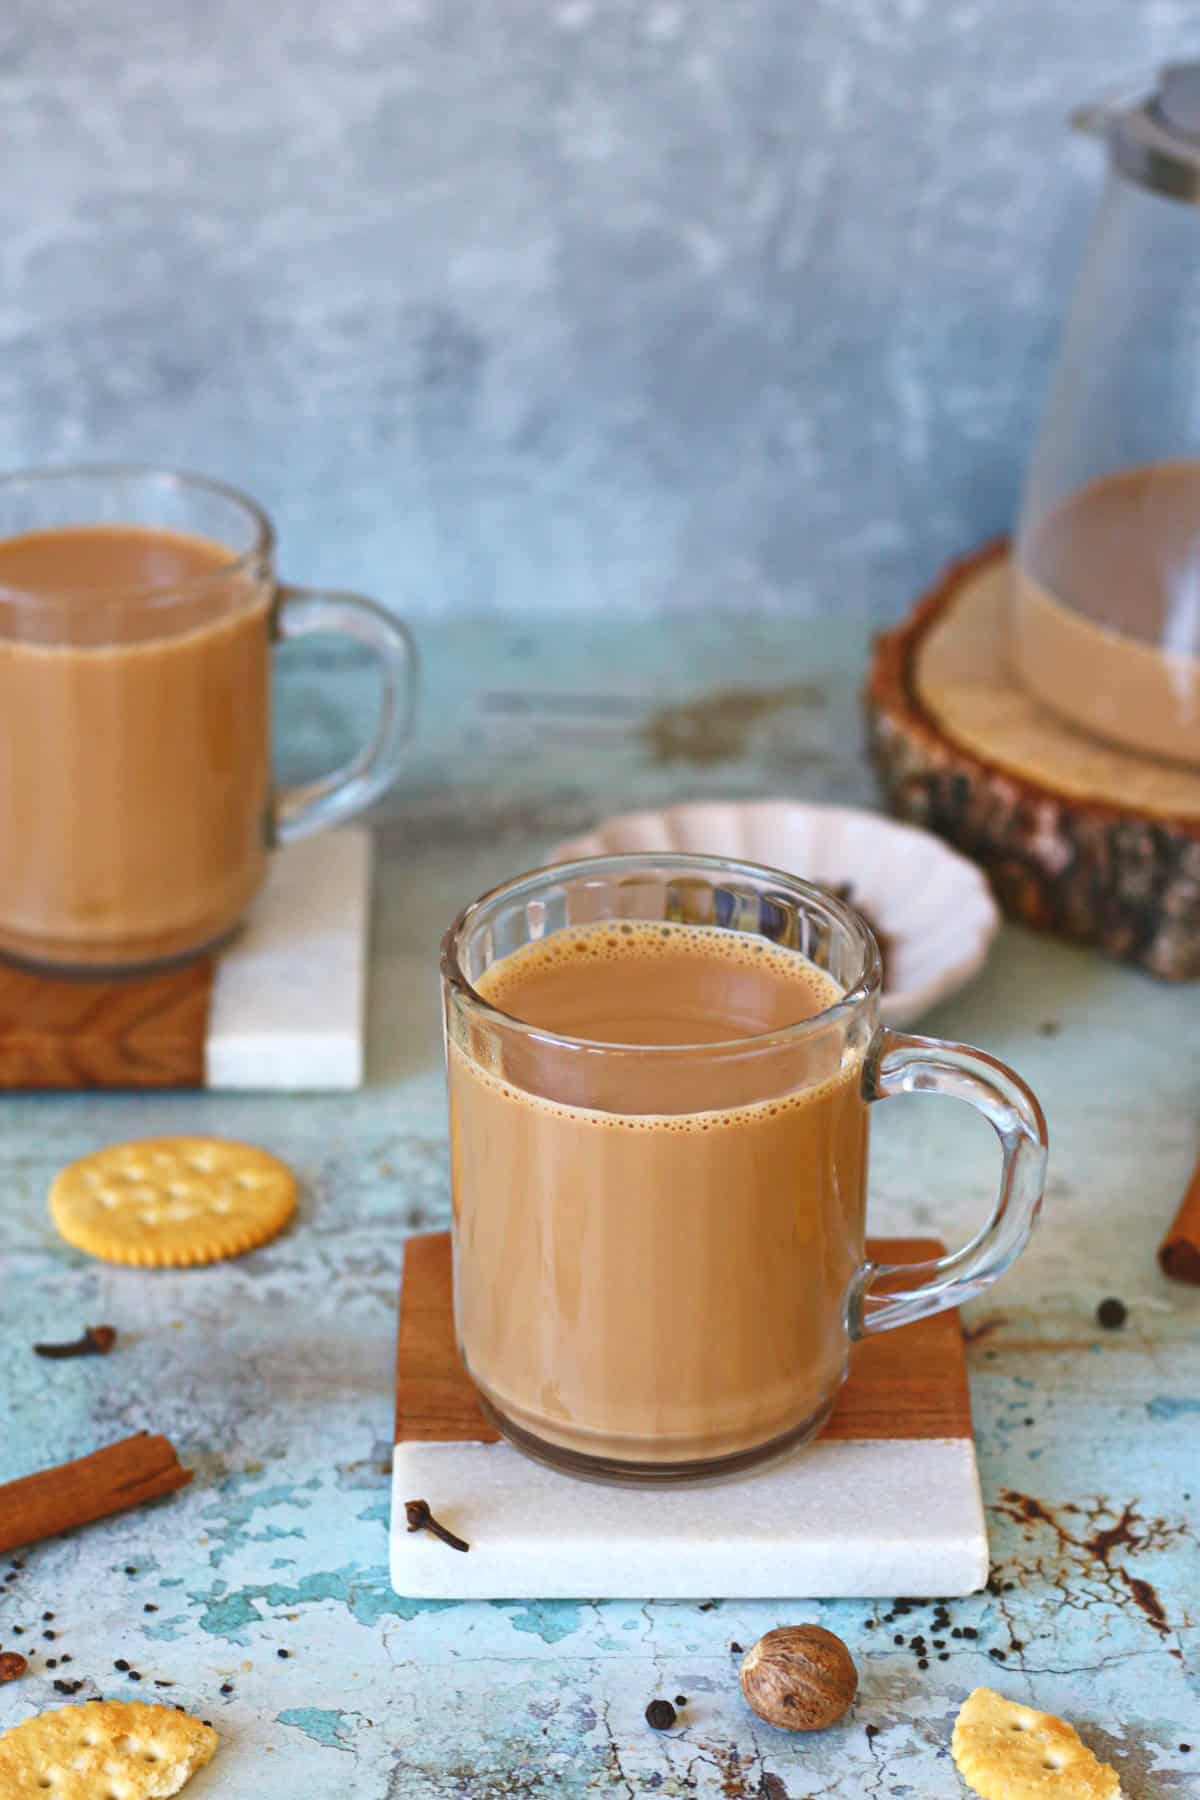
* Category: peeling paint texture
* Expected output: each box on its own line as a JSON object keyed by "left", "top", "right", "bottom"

{"left": 0, "top": 619, "right": 1196, "bottom": 1795}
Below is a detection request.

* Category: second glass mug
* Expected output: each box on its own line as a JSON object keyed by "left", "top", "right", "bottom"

{"left": 0, "top": 465, "right": 416, "bottom": 971}
{"left": 443, "top": 854, "right": 1048, "bottom": 1484}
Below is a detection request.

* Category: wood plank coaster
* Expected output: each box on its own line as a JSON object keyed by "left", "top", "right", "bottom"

{"left": 391, "top": 1231, "right": 987, "bottom": 1601}
{"left": 867, "top": 541, "right": 1200, "bottom": 979}
{"left": 0, "top": 827, "right": 371, "bottom": 1090}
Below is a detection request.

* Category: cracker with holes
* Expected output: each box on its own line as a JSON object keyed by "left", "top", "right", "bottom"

{"left": 49, "top": 1136, "right": 297, "bottom": 1266}
{"left": 0, "top": 1699, "right": 217, "bottom": 1797}
{"left": 951, "top": 1687, "right": 1121, "bottom": 1800}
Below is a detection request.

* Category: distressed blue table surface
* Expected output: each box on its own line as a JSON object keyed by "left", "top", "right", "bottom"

{"left": 1, "top": 617, "right": 1197, "bottom": 1798}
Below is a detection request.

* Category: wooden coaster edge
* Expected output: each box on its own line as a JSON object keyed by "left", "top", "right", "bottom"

{"left": 394, "top": 1231, "right": 972, "bottom": 1450}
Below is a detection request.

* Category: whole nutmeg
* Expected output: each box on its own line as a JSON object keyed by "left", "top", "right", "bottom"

{"left": 739, "top": 1625, "right": 857, "bottom": 1731}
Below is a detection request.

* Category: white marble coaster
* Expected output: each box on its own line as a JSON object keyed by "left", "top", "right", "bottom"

{"left": 204, "top": 826, "right": 372, "bottom": 1090}
{"left": 390, "top": 1437, "right": 988, "bottom": 1601}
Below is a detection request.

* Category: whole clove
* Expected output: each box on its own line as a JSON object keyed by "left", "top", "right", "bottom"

{"left": 33, "top": 1325, "right": 117, "bottom": 1360}
{"left": 404, "top": 1498, "right": 469, "bottom": 1553}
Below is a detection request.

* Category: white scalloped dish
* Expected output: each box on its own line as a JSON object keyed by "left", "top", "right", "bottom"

{"left": 548, "top": 800, "right": 1000, "bottom": 1028}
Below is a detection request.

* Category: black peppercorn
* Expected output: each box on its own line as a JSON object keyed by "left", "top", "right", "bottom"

{"left": 645, "top": 1699, "right": 677, "bottom": 1731}
{"left": 673, "top": 1695, "right": 687, "bottom": 1708}
{"left": 1097, "top": 1296, "right": 1127, "bottom": 1330}
{"left": 114, "top": 1659, "right": 130, "bottom": 1672}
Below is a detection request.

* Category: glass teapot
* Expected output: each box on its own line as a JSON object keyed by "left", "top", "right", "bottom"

{"left": 1014, "top": 65, "right": 1200, "bottom": 767}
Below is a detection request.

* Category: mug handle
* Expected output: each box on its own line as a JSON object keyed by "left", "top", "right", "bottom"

{"left": 271, "top": 584, "right": 418, "bottom": 846}
{"left": 849, "top": 1029, "right": 1048, "bottom": 1336}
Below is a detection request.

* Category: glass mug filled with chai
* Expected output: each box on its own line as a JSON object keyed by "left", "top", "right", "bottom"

{"left": 443, "top": 854, "right": 1047, "bottom": 1483}
{"left": 0, "top": 466, "right": 415, "bottom": 971}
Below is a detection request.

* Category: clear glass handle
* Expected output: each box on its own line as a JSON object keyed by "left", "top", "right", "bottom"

{"left": 273, "top": 584, "right": 417, "bottom": 845}
{"left": 849, "top": 1029, "right": 1048, "bottom": 1338}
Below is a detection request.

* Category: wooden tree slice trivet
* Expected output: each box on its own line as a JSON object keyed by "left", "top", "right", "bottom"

{"left": 867, "top": 542, "right": 1200, "bottom": 979}
{"left": 391, "top": 1231, "right": 986, "bottom": 1601}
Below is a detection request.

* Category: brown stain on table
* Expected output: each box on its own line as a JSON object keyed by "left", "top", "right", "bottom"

{"left": 641, "top": 683, "right": 826, "bottom": 766}
{"left": 395, "top": 1230, "right": 973, "bottom": 1447}
{"left": 994, "top": 1488, "right": 1188, "bottom": 1639}
{"left": 0, "top": 958, "right": 213, "bottom": 1088}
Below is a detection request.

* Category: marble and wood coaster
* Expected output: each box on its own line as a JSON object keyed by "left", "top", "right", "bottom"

{"left": 0, "top": 826, "right": 370, "bottom": 1089}
{"left": 391, "top": 1231, "right": 988, "bottom": 1601}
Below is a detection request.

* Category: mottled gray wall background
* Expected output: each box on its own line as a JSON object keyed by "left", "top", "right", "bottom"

{"left": 2, "top": 1, "right": 1194, "bottom": 618}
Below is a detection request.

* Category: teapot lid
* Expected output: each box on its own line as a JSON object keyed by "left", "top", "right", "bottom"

{"left": 1079, "top": 64, "right": 1200, "bottom": 203}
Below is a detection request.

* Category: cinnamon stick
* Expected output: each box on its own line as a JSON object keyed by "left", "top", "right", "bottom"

{"left": 1160, "top": 1156, "right": 1200, "bottom": 1285}
{"left": 0, "top": 1432, "right": 192, "bottom": 1554}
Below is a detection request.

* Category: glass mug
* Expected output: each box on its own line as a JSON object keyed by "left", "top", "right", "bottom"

{"left": 442, "top": 854, "right": 1047, "bottom": 1484}
{"left": 0, "top": 465, "right": 415, "bottom": 971}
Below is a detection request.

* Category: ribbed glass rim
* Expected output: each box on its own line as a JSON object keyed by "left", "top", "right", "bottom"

{"left": 441, "top": 851, "right": 881, "bottom": 1056}
{"left": 0, "top": 463, "right": 275, "bottom": 607}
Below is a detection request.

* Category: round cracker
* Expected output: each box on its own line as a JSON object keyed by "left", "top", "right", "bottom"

{"left": 49, "top": 1135, "right": 297, "bottom": 1267}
